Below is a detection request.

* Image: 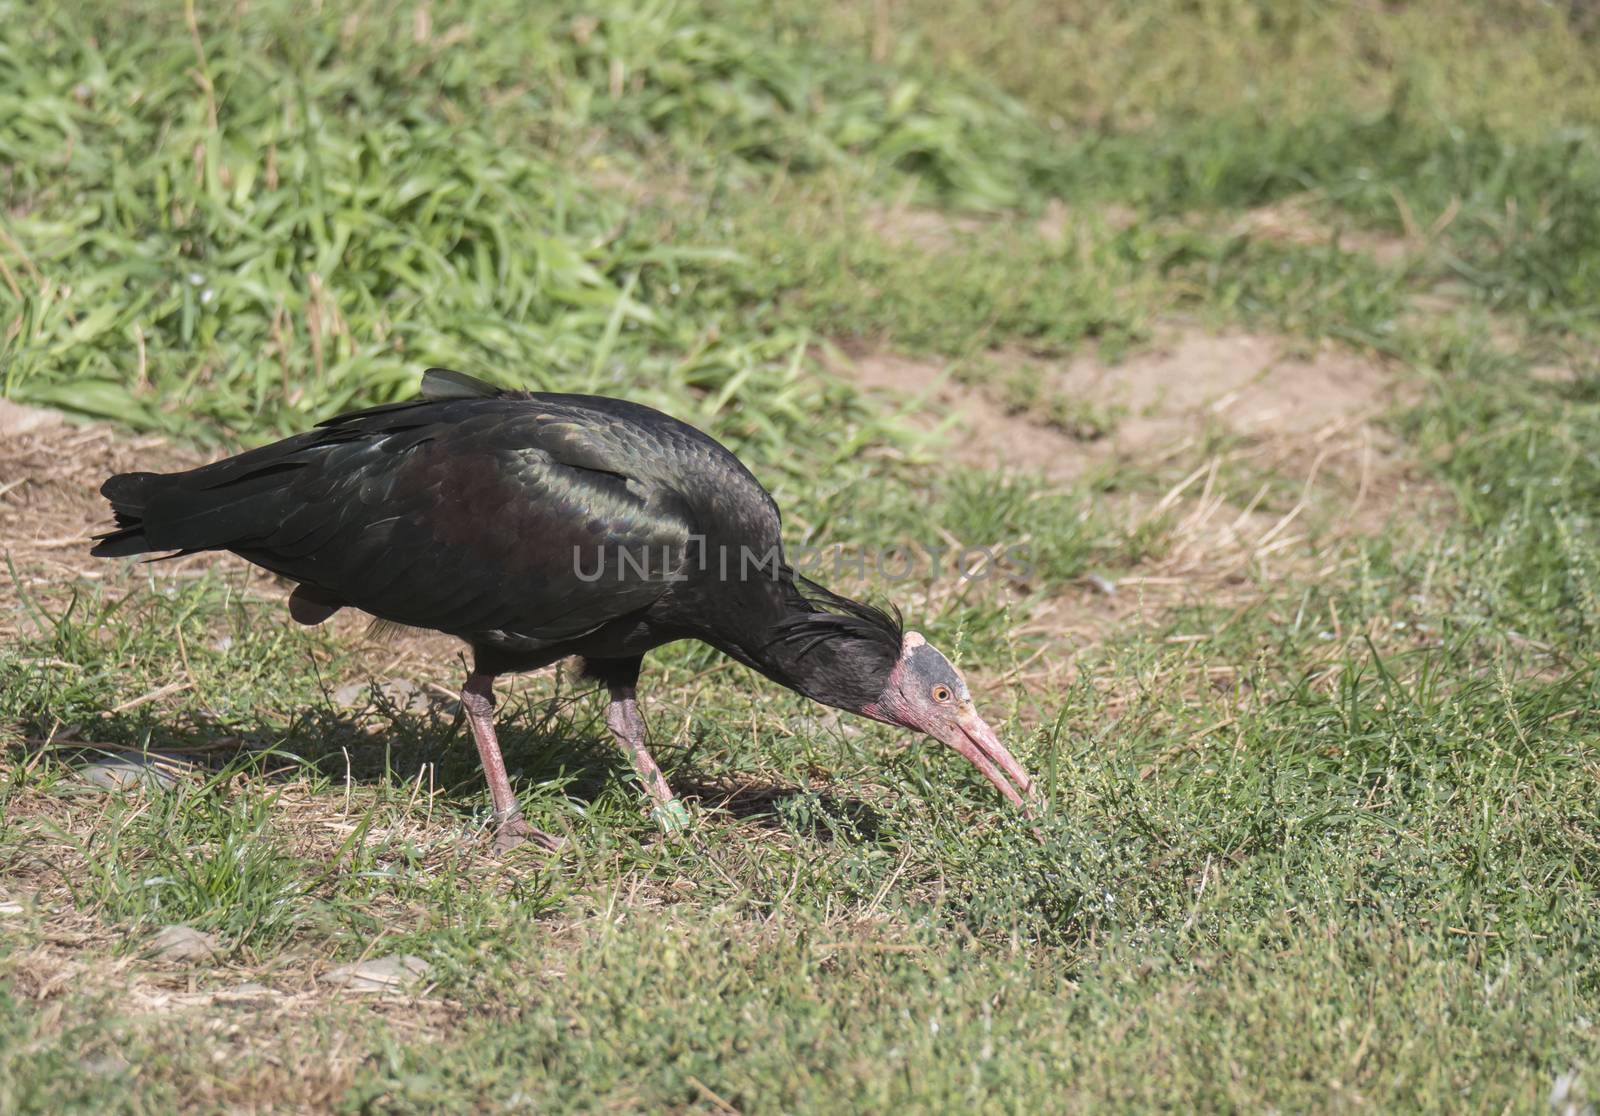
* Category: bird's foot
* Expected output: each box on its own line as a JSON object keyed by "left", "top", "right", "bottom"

{"left": 490, "top": 813, "right": 565, "bottom": 854}
{"left": 650, "top": 798, "right": 693, "bottom": 837}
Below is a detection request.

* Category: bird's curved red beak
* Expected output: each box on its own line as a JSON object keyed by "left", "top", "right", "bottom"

{"left": 940, "top": 704, "right": 1040, "bottom": 811}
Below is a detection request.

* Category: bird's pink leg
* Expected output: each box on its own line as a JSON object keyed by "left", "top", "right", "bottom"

{"left": 461, "top": 672, "right": 563, "bottom": 852}
{"left": 605, "top": 683, "right": 691, "bottom": 834}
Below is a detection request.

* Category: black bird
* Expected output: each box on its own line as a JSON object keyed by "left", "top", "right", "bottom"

{"left": 92, "top": 369, "right": 1039, "bottom": 849}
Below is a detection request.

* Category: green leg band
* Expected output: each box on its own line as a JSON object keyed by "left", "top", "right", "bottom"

{"left": 651, "top": 799, "right": 692, "bottom": 834}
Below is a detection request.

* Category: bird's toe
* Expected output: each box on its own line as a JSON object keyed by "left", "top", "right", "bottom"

{"left": 490, "top": 816, "right": 566, "bottom": 854}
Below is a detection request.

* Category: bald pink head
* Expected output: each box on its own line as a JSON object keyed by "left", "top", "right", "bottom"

{"left": 862, "top": 632, "right": 1039, "bottom": 809}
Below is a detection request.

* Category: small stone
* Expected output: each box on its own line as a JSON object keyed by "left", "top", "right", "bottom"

{"left": 0, "top": 399, "right": 64, "bottom": 437}
{"left": 378, "top": 678, "right": 434, "bottom": 714}
{"left": 213, "top": 982, "right": 275, "bottom": 1005}
{"left": 0, "top": 902, "right": 23, "bottom": 915}
{"left": 79, "top": 752, "right": 191, "bottom": 791}
{"left": 146, "top": 925, "right": 221, "bottom": 963}
{"left": 335, "top": 678, "right": 440, "bottom": 714}
{"left": 78, "top": 1052, "right": 130, "bottom": 1078}
{"left": 1551, "top": 1068, "right": 1593, "bottom": 1116}
{"left": 324, "top": 954, "right": 430, "bottom": 993}
{"left": 332, "top": 682, "right": 368, "bottom": 708}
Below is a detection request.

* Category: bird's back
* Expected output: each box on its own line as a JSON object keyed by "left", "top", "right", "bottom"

{"left": 93, "top": 371, "right": 783, "bottom": 656}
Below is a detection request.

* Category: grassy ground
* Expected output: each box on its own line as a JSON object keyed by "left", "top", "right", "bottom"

{"left": 3, "top": 1, "right": 1600, "bottom": 1111}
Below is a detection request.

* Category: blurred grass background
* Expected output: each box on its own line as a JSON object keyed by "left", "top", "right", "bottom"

{"left": 4, "top": 1, "right": 1600, "bottom": 1112}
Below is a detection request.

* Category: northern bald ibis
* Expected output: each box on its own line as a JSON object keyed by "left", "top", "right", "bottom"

{"left": 92, "top": 369, "right": 1039, "bottom": 849}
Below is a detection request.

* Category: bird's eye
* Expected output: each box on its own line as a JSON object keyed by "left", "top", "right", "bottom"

{"left": 931, "top": 685, "right": 952, "bottom": 704}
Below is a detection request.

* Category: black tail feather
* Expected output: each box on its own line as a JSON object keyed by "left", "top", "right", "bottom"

{"left": 91, "top": 368, "right": 503, "bottom": 563}
{"left": 90, "top": 472, "right": 157, "bottom": 557}
{"left": 420, "top": 367, "right": 504, "bottom": 401}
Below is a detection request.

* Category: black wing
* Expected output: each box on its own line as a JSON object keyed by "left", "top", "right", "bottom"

{"left": 97, "top": 371, "right": 697, "bottom": 646}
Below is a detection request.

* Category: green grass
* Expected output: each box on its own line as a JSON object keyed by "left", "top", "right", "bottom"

{"left": 4, "top": 0, "right": 1600, "bottom": 1112}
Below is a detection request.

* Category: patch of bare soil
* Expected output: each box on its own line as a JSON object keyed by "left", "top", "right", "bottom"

{"left": 867, "top": 197, "right": 1138, "bottom": 253}
{"left": 1, "top": 411, "right": 206, "bottom": 621}
{"left": 1230, "top": 194, "right": 1419, "bottom": 266}
{"left": 848, "top": 328, "right": 1411, "bottom": 483}
{"left": 868, "top": 194, "right": 1414, "bottom": 266}
{"left": 838, "top": 326, "right": 1438, "bottom": 687}
{"left": 866, "top": 201, "right": 987, "bottom": 252}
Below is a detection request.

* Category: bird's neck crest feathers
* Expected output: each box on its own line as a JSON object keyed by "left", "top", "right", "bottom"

{"left": 755, "top": 573, "right": 904, "bottom": 713}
